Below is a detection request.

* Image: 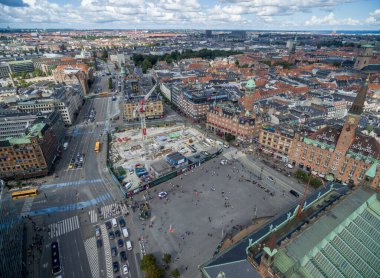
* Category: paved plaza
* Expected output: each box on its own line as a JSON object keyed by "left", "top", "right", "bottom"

{"left": 129, "top": 149, "right": 303, "bottom": 278}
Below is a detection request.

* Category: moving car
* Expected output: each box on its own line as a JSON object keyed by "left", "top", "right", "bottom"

{"left": 96, "top": 239, "right": 102, "bottom": 248}
{"left": 113, "top": 262, "right": 119, "bottom": 273}
{"left": 289, "top": 189, "right": 300, "bottom": 197}
{"left": 109, "top": 231, "right": 115, "bottom": 240}
{"left": 95, "top": 226, "right": 101, "bottom": 237}
{"left": 117, "top": 238, "right": 124, "bottom": 247}
{"left": 158, "top": 191, "right": 168, "bottom": 199}
{"left": 126, "top": 240, "right": 132, "bottom": 251}
{"left": 111, "top": 246, "right": 117, "bottom": 257}
{"left": 267, "top": 176, "right": 274, "bottom": 182}
{"left": 119, "top": 218, "right": 126, "bottom": 227}
{"left": 122, "top": 227, "right": 129, "bottom": 238}
{"left": 115, "top": 230, "right": 121, "bottom": 237}
{"left": 105, "top": 221, "right": 112, "bottom": 230}
{"left": 120, "top": 251, "right": 127, "bottom": 262}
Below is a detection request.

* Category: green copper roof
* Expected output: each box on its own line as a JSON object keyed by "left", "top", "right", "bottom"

{"left": 365, "top": 161, "right": 378, "bottom": 178}
{"left": 245, "top": 79, "right": 256, "bottom": 90}
{"left": 29, "top": 122, "right": 45, "bottom": 137}
{"left": 361, "top": 44, "right": 374, "bottom": 48}
{"left": 120, "top": 68, "right": 126, "bottom": 76}
{"left": 9, "top": 137, "right": 31, "bottom": 145}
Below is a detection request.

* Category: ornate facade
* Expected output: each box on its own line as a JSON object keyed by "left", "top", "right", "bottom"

{"left": 288, "top": 80, "right": 380, "bottom": 188}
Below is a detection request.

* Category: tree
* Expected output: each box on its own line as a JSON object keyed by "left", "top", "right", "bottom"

{"left": 146, "top": 265, "right": 165, "bottom": 278}
{"left": 295, "top": 170, "right": 308, "bottom": 182}
{"left": 332, "top": 61, "right": 341, "bottom": 67}
{"left": 234, "top": 60, "right": 239, "bottom": 67}
{"left": 140, "top": 254, "right": 156, "bottom": 271}
{"left": 108, "top": 77, "right": 113, "bottom": 90}
{"left": 171, "top": 269, "right": 180, "bottom": 278}
{"left": 310, "top": 177, "right": 323, "bottom": 188}
{"left": 225, "top": 133, "right": 236, "bottom": 142}
{"left": 365, "top": 125, "right": 374, "bottom": 133}
{"left": 142, "top": 58, "right": 152, "bottom": 73}
{"left": 163, "top": 253, "right": 172, "bottom": 265}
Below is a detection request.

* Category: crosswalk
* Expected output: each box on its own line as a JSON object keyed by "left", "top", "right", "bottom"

{"left": 88, "top": 209, "right": 98, "bottom": 224}
{"left": 100, "top": 224, "right": 113, "bottom": 278}
{"left": 101, "top": 203, "right": 129, "bottom": 220}
{"left": 20, "top": 197, "right": 35, "bottom": 216}
{"left": 48, "top": 215, "right": 80, "bottom": 239}
{"left": 84, "top": 237, "right": 99, "bottom": 278}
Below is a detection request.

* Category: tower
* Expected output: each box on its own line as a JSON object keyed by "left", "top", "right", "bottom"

{"left": 328, "top": 79, "right": 369, "bottom": 178}
{"left": 335, "top": 78, "right": 368, "bottom": 152}
{"left": 354, "top": 45, "right": 374, "bottom": 70}
{"left": 288, "top": 35, "right": 297, "bottom": 63}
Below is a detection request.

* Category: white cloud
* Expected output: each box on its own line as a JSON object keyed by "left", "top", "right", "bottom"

{"left": 365, "top": 9, "right": 380, "bottom": 25}
{"left": 305, "top": 12, "right": 361, "bottom": 26}
{"left": 0, "top": 0, "right": 377, "bottom": 29}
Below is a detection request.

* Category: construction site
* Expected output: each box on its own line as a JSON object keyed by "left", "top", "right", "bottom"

{"left": 109, "top": 124, "right": 221, "bottom": 193}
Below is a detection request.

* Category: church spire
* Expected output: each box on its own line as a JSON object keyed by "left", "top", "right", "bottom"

{"left": 348, "top": 76, "right": 369, "bottom": 115}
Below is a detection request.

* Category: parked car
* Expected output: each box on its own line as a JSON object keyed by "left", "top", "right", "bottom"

{"left": 123, "top": 265, "right": 129, "bottom": 275}
{"left": 158, "top": 191, "right": 168, "bottom": 199}
{"left": 267, "top": 176, "right": 274, "bottom": 182}
{"left": 126, "top": 240, "right": 132, "bottom": 251}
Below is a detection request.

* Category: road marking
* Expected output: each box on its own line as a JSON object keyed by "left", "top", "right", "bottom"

{"left": 48, "top": 215, "right": 80, "bottom": 239}
{"left": 20, "top": 197, "right": 35, "bottom": 216}
{"left": 28, "top": 192, "right": 112, "bottom": 217}
{"left": 101, "top": 203, "right": 122, "bottom": 220}
{"left": 100, "top": 224, "right": 113, "bottom": 278}
{"left": 89, "top": 209, "right": 98, "bottom": 223}
{"left": 84, "top": 237, "right": 100, "bottom": 278}
{"left": 40, "top": 179, "right": 103, "bottom": 190}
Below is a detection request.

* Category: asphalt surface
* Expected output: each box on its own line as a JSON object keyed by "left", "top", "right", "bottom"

{"left": 4, "top": 61, "right": 142, "bottom": 278}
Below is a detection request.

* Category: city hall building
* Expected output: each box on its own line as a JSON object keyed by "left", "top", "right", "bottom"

{"left": 288, "top": 80, "right": 380, "bottom": 188}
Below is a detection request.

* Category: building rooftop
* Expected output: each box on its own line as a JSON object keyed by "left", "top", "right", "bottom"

{"left": 274, "top": 187, "right": 380, "bottom": 278}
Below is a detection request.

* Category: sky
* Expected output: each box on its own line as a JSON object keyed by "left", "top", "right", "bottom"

{"left": 0, "top": 0, "right": 379, "bottom": 30}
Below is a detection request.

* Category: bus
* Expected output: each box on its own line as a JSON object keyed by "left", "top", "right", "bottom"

{"left": 51, "top": 241, "right": 61, "bottom": 275}
{"left": 11, "top": 188, "right": 39, "bottom": 200}
{"left": 94, "top": 141, "right": 100, "bottom": 152}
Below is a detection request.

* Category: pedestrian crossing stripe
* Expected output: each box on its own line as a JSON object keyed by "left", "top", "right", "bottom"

{"left": 100, "top": 224, "right": 113, "bottom": 278}
{"left": 88, "top": 209, "right": 98, "bottom": 223}
{"left": 48, "top": 215, "right": 80, "bottom": 239}
{"left": 84, "top": 237, "right": 100, "bottom": 278}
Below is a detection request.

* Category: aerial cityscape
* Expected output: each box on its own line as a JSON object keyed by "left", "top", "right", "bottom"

{"left": 0, "top": 1, "right": 379, "bottom": 278}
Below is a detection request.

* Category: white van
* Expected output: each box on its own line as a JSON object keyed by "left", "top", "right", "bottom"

{"left": 122, "top": 227, "right": 129, "bottom": 238}
{"left": 112, "top": 218, "right": 118, "bottom": 227}
{"left": 126, "top": 240, "right": 132, "bottom": 251}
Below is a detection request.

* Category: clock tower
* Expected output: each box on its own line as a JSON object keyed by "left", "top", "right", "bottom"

{"left": 335, "top": 78, "right": 369, "bottom": 153}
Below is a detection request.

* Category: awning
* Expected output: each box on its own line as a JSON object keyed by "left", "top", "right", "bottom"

{"left": 326, "top": 174, "right": 334, "bottom": 181}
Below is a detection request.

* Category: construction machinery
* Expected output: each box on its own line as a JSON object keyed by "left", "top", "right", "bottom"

{"left": 133, "top": 83, "right": 158, "bottom": 167}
